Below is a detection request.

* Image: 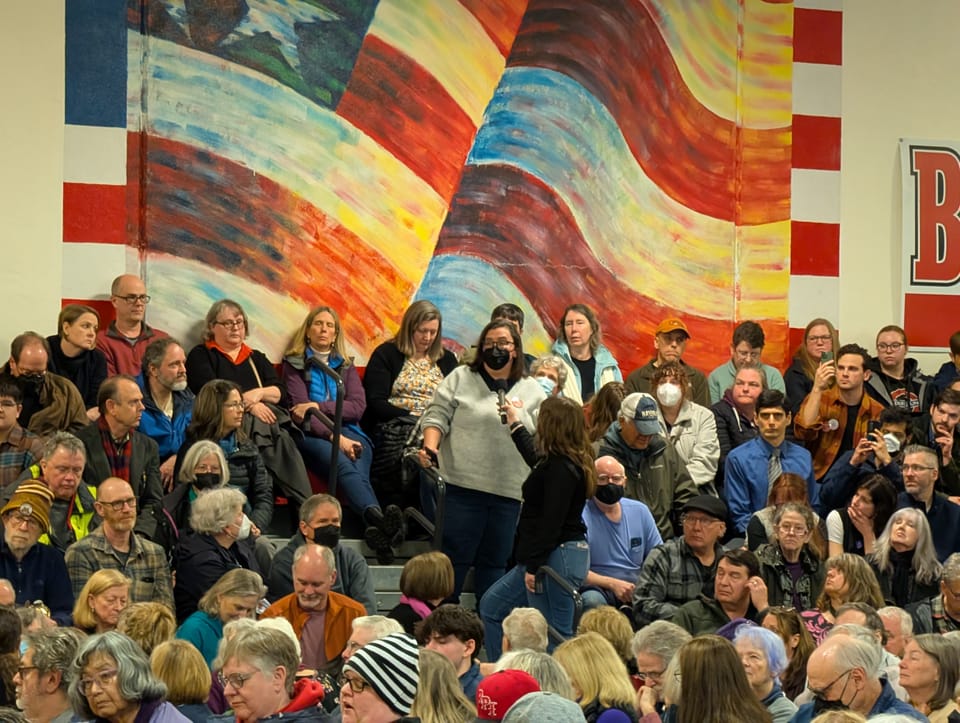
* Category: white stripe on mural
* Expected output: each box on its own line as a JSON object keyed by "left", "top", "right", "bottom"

{"left": 792, "top": 63, "right": 842, "bottom": 118}
{"left": 788, "top": 275, "right": 840, "bottom": 326}
{"left": 63, "top": 125, "right": 127, "bottom": 185}
{"left": 791, "top": 169, "right": 841, "bottom": 224}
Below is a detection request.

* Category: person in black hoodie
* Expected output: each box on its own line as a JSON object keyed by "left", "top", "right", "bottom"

{"left": 478, "top": 396, "right": 595, "bottom": 660}
{"left": 865, "top": 325, "right": 933, "bottom": 417}
{"left": 46, "top": 304, "right": 108, "bottom": 421}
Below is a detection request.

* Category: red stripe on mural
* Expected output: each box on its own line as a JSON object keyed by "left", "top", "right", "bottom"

{"left": 62, "top": 298, "right": 116, "bottom": 328}
{"left": 458, "top": 0, "right": 530, "bottom": 57}
{"left": 904, "top": 294, "right": 960, "bottom": 349}
{"left": 134, "top": 133, "right": 415, "bottom": 343}
{"left": 792, "top": 115, "right": 841, "bottom": 171}
{"left": 63, "top": 183, "right": 127, "bottom": 244}
{"left": 793, "top": 8, "right": 843, "bottom": 65}
{"left": 338, "top": 34, "right": 477, "bottom": 201}
{"left": 509, "top": 0, "right": 790, "bottom": 225}
{"left": 438, "top": 163, "right": 789, "bottom": 373}
{"left": 791, "top": 221, "right": 840, "bottom": 277}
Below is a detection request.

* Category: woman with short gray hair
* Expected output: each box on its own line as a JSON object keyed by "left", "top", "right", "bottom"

{"left": 68, "top": 631, "right": 188, "bottom": 723}
{"left": 630, "top": 620, "right": 691, "bottom": 718}
{"left": 211, "top": 627, "right": 324, "bottom": 723}
{"left": 174, "top": 488, "right": 260, "bottom": 623}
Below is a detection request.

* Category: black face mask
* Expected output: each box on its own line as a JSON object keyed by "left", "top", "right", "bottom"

{"left": 811, "top": 696, "right": 848, "bottom": 715}
{"left": 19, "top": 373, "right": 44, "bottom": 394}
{"left": 595, "top": 484, "right": 625, "bottom": 505}
{"left": 193, "top": 473, "right": 221, "bottom": 490}
{"left": 481, "top": 346, "right": 511, "bottom": 370}
{"left": 312, "top": 524, "right": 341, "bottom": 548}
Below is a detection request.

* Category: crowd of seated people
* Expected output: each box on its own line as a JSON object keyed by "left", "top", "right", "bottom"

{"left": 3, "top": 279, "right": 960, "bottom": 720}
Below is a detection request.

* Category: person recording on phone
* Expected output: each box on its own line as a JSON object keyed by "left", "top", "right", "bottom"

{"left": 417, "top": 320, "right": 545, "bottom": 602}
{"left": 817, "top": 407, "right": 908, "bottom": 515}
{"left": 795, "top": 344, "right": 885, "bottom": 481}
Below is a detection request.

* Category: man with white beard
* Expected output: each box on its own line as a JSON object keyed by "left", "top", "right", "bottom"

{"left": 137, "top": 337, "right": 194, "bottom": 489}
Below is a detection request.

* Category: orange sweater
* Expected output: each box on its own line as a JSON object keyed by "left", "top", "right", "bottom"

{"left": 260, "top": 590, "right": 366, "bottom": 663}
{"left": 794, "top": 387, "right": 885, "bottom": 480}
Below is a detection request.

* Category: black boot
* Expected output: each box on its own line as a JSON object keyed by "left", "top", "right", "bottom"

{"left": 363, "top": 506, "right": 404, "bottom": 564}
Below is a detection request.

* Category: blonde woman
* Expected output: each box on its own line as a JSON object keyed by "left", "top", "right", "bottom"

{"left": 553, "top": 632, "right": 638, "bottom": 722}
{"left": 408, "top": 649, "right": 474, "bottom": 723}
{"left": 72, "top": 569, "right": 130, "bottom": 634}
{"left": 150, "top": 640, "right": 212, "bottom": 721}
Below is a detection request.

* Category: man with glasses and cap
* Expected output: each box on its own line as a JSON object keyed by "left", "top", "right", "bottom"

{"left": 632, "top": 494, "right": 729, "bottom": 628}
{"left": 625, "top": 318, "right": 709, "bottom": 406}
{"left": 598, "top": 392, "right": 697, "bottom": 542}
{"left": 97, "top": 274, "right": 168, "bottom": 377}
{"left": 0, "top": 481, "right": 73, "bottom": 625}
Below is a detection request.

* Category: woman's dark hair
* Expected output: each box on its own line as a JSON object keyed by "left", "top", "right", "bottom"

{"left": 675, "top": 636, "right": 772, "bottom": 723}
{"left": 537, "top": 397, "right": 597, "bottom": 499}
{"left": 856, "top": 474, "right": 897, "bottom": 537}
{"left": 0, "top": 608, "right": 20, "bottom": 654}
{"left": 467, "top": 321, "right": 525, "bottom": 382}
{"left": 761, "top": 606, "right": 815, "bottom": 700}
{"left": 587, "top": 382, "right": 626, "bottom": 443}
{"left": 187, "top": 379, "right": 245, "bottom": 442}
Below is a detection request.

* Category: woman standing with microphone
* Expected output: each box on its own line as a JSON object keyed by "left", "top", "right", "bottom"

{"left": 479, "top": 395, "right": 595, "bottom": 658}
{"left": 417, "top": 320, "right": 545, "bottom": 602}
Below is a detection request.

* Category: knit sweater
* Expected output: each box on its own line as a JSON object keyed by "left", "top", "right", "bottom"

{"left": 419, "top": 366, "right": 545, "bottom": 501}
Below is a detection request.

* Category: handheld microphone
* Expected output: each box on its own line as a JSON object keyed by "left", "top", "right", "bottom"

{"left": 498, "top": 388, "right": 508, "bottom": 424}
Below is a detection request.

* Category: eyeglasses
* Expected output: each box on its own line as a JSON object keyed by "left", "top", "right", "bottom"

{"left": 114, "top": 294, "right": 151, "bottom": 304}
{"left": 777, "top": 524, "right": 809, "bottom": 536}
{"left": 877, "top": 342, "right": 904, "bottom": 352}
{"left": 99, "top": 497, "right": 137, "bottom": 512}
{"left": 194, "top": 465, "right": 221, "bottom": 474}
{"left": 4, "top": 512, "right": 39, "bottom": 531}
{"left": 902, "top": 464, "right": 936, "bottom": 473}
{"left": 735, "top": 350, "right": 762, "bottom": 360}
{"left": 680, "top": 514, "right": 718, "bottom": 527}
{"left": 16, "top": 666, "right": 37, "bottom": 678}
{"left": 597, "top": 474, "right": 626, "bottom": 484}
{"left": 223, "top": 401, "right": 245, "bottom": 410}
{"left": 942, "top": 585, "right": 960, "bottom": 601}
{"left": 339, "top": 673, "right": 372, "bottom": 693}
{"left": 218, "top": 671, "right": 257, "bottom": 690}
{"left": 214, "top": 319, "right": 245, "bottom": 329}
{"left": 636, "top": 668, "right": 665, "bottom": 681}
{"left": 79, "top": 669, "right": 119, "bottom": 695}
{"left": 807, "top": 335, "right": 832, "bottom": 343}
{"left": 483, "top": 340, "right": 515, "bottom": 351}
{"left": 0, "top": 400, "right": 17, "bottom": 409}
{"left": 808, "top": 669, "right": 852, "bottom": 699}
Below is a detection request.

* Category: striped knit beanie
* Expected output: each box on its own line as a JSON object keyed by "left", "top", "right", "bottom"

{"left": 342, "top": 632, "right": 419, "bottom": 715}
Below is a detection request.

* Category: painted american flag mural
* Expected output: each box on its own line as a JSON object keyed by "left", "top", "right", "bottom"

{"left": 62, "top": 0, "right": 843, "bottom": 373}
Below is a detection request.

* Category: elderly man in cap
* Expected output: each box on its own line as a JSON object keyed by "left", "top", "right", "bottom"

{"left": 0, "top": 482, "right": 73, "bottom": 625}
{"left": 598, "top": 393, "right": 696, "bottom": 541}
{"left": 339, "top": 632, "right": 420, "bottom": 723}
{"left": 632, "top": 494, "right": 729, "bottom": 628}
{"left": 625, "top": 318, "right": 709, "bottom": 406}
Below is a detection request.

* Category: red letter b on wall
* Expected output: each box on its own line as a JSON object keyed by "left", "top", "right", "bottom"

{"left": 911, "top": 147, "right": 960, "bottom": 285}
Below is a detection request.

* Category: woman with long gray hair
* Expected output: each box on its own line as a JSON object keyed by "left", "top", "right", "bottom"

{"left": 869, "top": 507, "right": 941, "bottom": 608}
{"left": 68, "top": 631, "right": 189, "bottom": 723}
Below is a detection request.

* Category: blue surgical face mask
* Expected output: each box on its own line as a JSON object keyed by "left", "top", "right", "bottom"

{"left": 535, "top": 375, "right": 557, "bottom": 396}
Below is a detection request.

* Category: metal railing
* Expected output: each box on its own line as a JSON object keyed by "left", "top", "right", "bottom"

{"left": 535, "top": 565, "right": 584, "bottom": 647}
{"left": 400, "top": 450, "right": 446, "bottom": 551}
{"left": 300, "top": 356, "right": 344, "bottom": 496}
